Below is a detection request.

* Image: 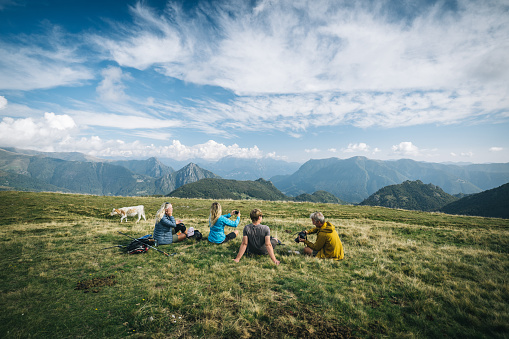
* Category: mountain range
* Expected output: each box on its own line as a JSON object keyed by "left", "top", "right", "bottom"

{"left": 1, "top": 147, "right": 508, "bottom": 211}
{"left": 270, "top": 156, "right": 509, "bottom": 203}
{"left": 0, "top": 148, "right": 217, "bottom": 196}
{"left": 196, "top": 156, "right": 301, "bottom": 180}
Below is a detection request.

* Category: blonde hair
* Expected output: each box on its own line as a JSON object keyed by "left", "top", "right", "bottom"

{"left": 209, "top": 202, "right": 221, "bottom": 226}
{"left": 155, "top": 202, "right": 170, "bottom": 223}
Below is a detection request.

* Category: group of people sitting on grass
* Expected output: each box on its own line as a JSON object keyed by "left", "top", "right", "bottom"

{"left": 152, "top": 201, "right": 344, "bottom": 265}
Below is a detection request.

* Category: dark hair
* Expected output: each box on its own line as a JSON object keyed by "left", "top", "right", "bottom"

{"left": 250, "top": 208, "right": 263, "bottom": 222}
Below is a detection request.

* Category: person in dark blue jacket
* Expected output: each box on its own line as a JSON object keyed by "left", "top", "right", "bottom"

{"left": 153, "top": 202, "right": 187, "bottom": 245}
{"left": 208, "top": 202, "right": 240, "bottom": 244}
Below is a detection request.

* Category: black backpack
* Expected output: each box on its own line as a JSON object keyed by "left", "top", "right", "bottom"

{"left": 190, "top": 230, "right": 203, "bottom": 241}
{"left": 125, "top": 238, "right": 153, "bottom": 254}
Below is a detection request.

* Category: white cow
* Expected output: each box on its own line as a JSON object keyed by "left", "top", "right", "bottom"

{"left": 110, "top": 205, "right": 146, "bottom": 223}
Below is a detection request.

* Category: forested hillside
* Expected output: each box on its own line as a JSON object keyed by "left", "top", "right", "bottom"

{"left": 167, "top": 178, "right": 291, "bottom": 201}
{"left": 358, "top": 180, "right": 458, "bottom": 211}
{"left": 440, "top": 183, "right": 509, "bottom": 219}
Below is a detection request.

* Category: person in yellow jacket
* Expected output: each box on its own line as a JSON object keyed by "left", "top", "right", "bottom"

{"left": 297, "top": 212, "right": 344, "bottom": 260}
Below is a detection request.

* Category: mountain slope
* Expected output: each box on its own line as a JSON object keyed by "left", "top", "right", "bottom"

{"left": 0, "top": 170, "right": 71, "bottom": 193}
{"left": 271, "top": 157, "right": 408, "bottom": 203}
{"left": 358, "top": 180, "right": 458, "bottom": 212}
{"left": 111, "top": 157, "right": 175, "bottom": 178}
{"left": 294, "top": 190, "right": 345, "bottom": 204}
{"left": 156, "top": 163, "right": 221, "bottom": 194}
{"left": 167, "top": 178, "right": 291, "bottom": 201}
{"left": 26, "top": 156, "right": 158, "bottom": 196}
{"left": 199, "top": 156, "right": 301, "bottom": 180}
{"left": 167, "top": 178, "right": 346, "bottom": 204}
{"left": 440, "top": 183, "right": 509, "bottom": 219}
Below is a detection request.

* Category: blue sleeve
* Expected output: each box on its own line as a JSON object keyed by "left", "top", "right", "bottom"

{"left": 221, "top": 214, "right": 240, "bottom": 227}
{"left": 159, "top": 215, "right": 176, "bottom": 229}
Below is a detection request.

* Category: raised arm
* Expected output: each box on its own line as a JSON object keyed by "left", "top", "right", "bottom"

{"left": 221, "top": 214, "right": 240, "bottom": 227}
{"left": 159, "top": 215, "right": 177, "bottom": 229}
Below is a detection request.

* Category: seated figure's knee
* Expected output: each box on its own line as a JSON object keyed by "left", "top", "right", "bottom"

{"left": 303, "top": 247, "right": 313, "bottom": 256}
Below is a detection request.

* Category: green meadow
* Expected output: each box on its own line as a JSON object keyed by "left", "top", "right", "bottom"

{"left": 0, "top": 191, "right": 507, "bottom": 338}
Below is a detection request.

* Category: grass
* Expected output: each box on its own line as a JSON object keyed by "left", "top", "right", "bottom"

{"left": 0, "top": 190, "right": 508, "bottom": 338}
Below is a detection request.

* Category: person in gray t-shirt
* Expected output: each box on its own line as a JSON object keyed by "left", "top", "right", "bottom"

{"left": 233, "top": 208, "right": 280, "bottom": 265}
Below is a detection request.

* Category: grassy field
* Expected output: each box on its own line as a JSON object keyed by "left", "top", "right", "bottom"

{"left": 0, "top": 191, "right": 507, "bottom": 338}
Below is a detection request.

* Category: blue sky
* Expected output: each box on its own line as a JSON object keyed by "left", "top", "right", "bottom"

{"left": 0, "top": 0, "right": 508, "bottom": 164}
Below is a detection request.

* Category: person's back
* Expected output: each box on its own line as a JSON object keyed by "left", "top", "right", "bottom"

{"left": 244, "top": 223, "right": 275, "bottom": 255}
{"left": 315, "top": 221, "right": 343, "bottom": 260}
{"left": 207, "top": 202, "right": 240, "bottom": 244}
{"left": 233, "top": 208, "right": 280, "bottom": 265}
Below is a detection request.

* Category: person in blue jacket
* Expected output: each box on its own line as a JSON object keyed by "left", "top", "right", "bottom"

{"left": 208, "top": 202, "right": 240, "bottom": 244}
{"left": 153, "top": 202, "right": 187, "bottom": 245}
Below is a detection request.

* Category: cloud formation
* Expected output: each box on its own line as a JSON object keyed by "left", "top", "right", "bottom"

{"left": 85, "top": 0, "right": 509, "bottom": 133}
{"left": 0, "top": 28, "right": 93, "bottom": 90}
{"left": 392, "top": 142, "right": 420, "bottom": 156}
{"left": 62, "top": 138, "right": 265, "bottom": 160}
{"left": 0, "top": 114, "right": 268, "bottom": 160}
{"left": 344, "top": 143, "right": 370, "bottom": 153}
{"left": 97, "top": 0, "right": 509, "bottom": 94}
{"left": 0, "top": 0, "right": 507, "bottom": 163}
{"left": 0, "top": 96, "right": 6, "bottom": 110}
{"left": 0, "top": 113, "right": 77, "bottom": 150}
{"left": 96, "top": 66, "right": 130, "bottom": 102}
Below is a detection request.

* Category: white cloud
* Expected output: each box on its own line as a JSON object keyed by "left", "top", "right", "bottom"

{"left": 344, "top": 143, "right": 370, "bottom": 153}
{"left": 391, "top": 142, "right": 420, "bottom": 156}
{"left": 0, "top": 115, "right": 271, "bottom": 160}
{"left": 91, "top": 2, "right": 187, "bottom": 70}
{"left": 0, "top": 31, "right": 94, "bottom": 90}
{"left": 0, "top": 96, "right": 6, "bottom": 110}
{"left": 0, "top": 113, "right": 77, "bottom": 150}
{"left": 97, "top": 0, "right": 509, "bottom": 97}
{"left": 96, "top": 66, "right": 130, "bottom": 102}
{"left": 45, "top": 112, "right": 76, "bottom": 130}
{"left": 85, "top": 0, "right": 508, "bottom": 133}
{"left": 163, "top": 89, "right": 508, "bottom": 134}
{"left": 305, "top": 148, "right": 320, "bottom": 153}
{"left": 60, "top": 138, "right": 266, "bottom": 161}
{"left": 130, "top": 130, "right": 172, "bottom": 141}
{"left": 71, "top": 111, "right": 182, "bottom": 130}
{"left": 489, "top": 147, "right": 503, "bottom": 152}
